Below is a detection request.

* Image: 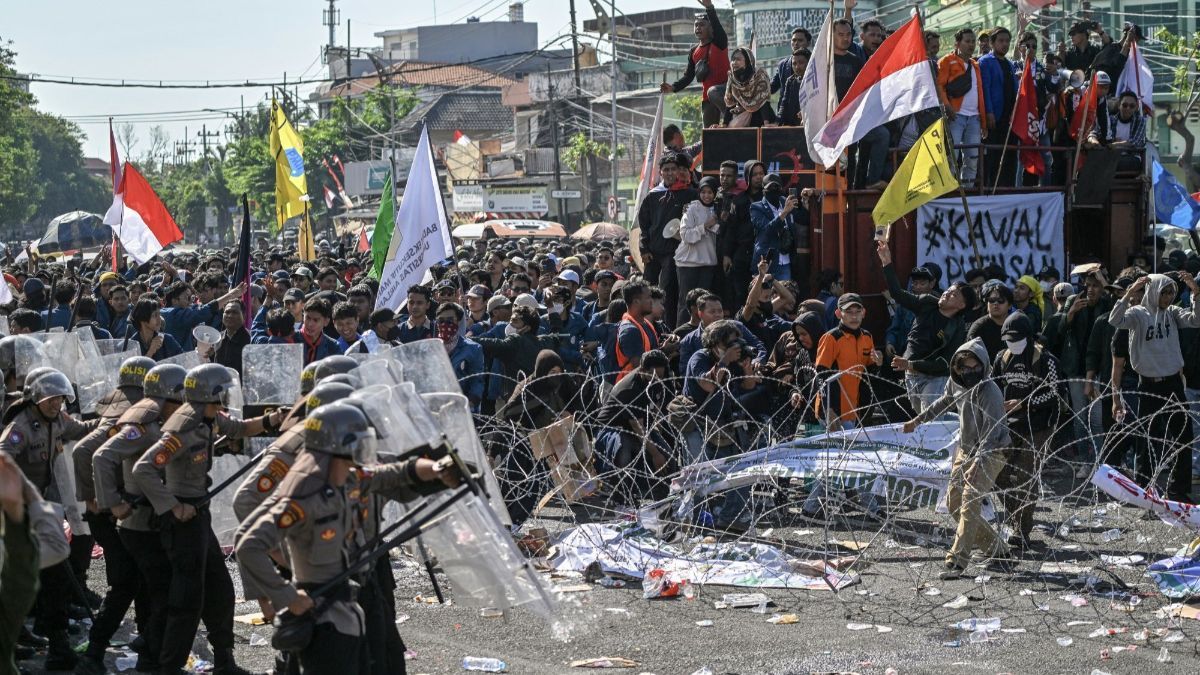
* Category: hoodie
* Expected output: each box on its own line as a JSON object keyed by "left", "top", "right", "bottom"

{"left": 993, "top": 313, "right": 1060, "bottom": 433}
{"left": 912, "top": 338, "right": 1011, "bottom": 454}
{"left": 1108, "top": 274, "right": 1200, "bottom": 378}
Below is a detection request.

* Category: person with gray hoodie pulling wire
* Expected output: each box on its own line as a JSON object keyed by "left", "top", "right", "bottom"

{"left": 1107, "top": 271, "right": 1200, "bottom": 502}
{"left": 903, "top": 338, "right": 1013, "bottom": 579}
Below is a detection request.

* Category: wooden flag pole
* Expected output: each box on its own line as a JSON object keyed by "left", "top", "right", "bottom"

{"left": 1066, "top": 75, "right": 1095, "bottom": 209}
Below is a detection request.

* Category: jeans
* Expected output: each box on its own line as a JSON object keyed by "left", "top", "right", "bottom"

{"left": 854, "top": 125, "right": 891, "bottom": 187}
{"left": 644, "top": 254, "right": 678, "bottom": 330}
{"left": 769, "top": 261, "right": 791, "bottom": 282}
{"left": 948, "top": 114, "right": 981, "bottom": 187}
{"left": 676, "top": 264, "right": 716, "bottom": 325}
{"left": 904, "top": 372, "right": 948, "bottom": 414}
{"left": 1067, "top": 379, "right": 1100, "bottom": 457}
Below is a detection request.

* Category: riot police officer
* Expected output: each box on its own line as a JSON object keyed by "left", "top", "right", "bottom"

{"left": 81, "top": 363, "right": 188, "bottom": 674}
{"left": 0, "top": 368, "right": 99, "bottom": 670}
{"left": 132, "top": 363, "right": 283, "bottom": 675}
{"left": 235, "top": 402, "right": 457, "bottom": 674}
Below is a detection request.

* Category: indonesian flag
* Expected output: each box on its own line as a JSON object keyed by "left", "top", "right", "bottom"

{"left": 1015, "top": 0, "right": 1056, "bottom": 16}
{"left": 1069, "top": 74, "right": 1101, "bottom": 141}
{"left": 357, "top": 224, "right": 370, "bottom": 253}
{"left": 323, "top": 185, "right": 336, "bottom": 209}
{"left": 108, "top": 120, "right": 122, "bottom": 270}
{"left": 812, "top": 16, "right": 941, "bottom": 167}
{"left": 1116, "top": 39, "right": 1154, "bottom": 116}
{"left": 1012, "top": 59, "right": 1045, "bottom": 176}
{"left": 102, "top": 162, "right": 183, "bottom": 264}
{"left": 453, "top": 129, "right": 472, "bottom": 145}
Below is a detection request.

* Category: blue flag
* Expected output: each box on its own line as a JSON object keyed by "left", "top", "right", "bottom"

{"left": 1152, "top": 160, "right": 1200, "bottom": 230}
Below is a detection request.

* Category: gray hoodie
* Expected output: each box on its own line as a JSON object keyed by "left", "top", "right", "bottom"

{"left": 1108, "top": 274, "right": 1200, "bottom": 378}
{"left": 912, "top": 338, "right": 1011, "bottom": 455}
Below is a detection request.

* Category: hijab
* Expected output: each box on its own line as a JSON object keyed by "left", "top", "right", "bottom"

{"left": 724, "top": 47, "right": 771, "bottom": 114}
{"left": 530, "top": 349, "right": 567, "bottom": 396}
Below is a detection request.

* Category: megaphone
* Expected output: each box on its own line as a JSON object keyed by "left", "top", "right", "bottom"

{"left": 193, "top": 325, "right": 221, "bottom": 354}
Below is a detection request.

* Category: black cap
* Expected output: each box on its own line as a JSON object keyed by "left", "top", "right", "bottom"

{"left": 764, "top": 173, "right": 784, "bottom": 189}
{"left": 909, "top": 266, "right": 935, "bottom": 281}
{"left": 837, "top": 292, "right": 865, "bottom": 310}
{"left": 595, "top": 269, "right": 618, "bottom": 282}
{"left": 1038, "top": 266, "right": 1061, "bottom": 280}
{"left": 283, "top": 288, "right": 306, "bottom": 303}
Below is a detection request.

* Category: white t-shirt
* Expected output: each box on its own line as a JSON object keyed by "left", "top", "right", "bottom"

{"left": 1114, "top": 118, "right": 1132, "bottom": 142}
{"left": 958, "top": 62, "right": 979, "bottom": 117}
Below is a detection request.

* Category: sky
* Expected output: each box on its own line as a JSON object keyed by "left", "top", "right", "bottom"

{"left": 6, "top": 0, "right": 702, "bottom": 159}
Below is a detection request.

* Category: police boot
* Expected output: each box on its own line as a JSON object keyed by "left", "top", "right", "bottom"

{"left": 212, "top": 648, "right": 264, "bottom": 675}
{"left": 44, "top": 629, "right": 79, "bottom": 671}
{"left": 72, "top": 654, "right": 107, "bottom": 675}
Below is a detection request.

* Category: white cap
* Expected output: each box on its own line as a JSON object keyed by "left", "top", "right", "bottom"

{"left": 556, "top": 269, "right": 581, "bottom": 285}
{"left": 513, "top": 293, "right": 543, "bottom": 311}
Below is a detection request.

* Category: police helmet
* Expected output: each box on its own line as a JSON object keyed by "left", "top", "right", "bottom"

{"left": 183, "top": 363, "right": 238, "bottom": 405}
{"left": 305, "top": 381, "right": 356, "bottom": 416}
{"left": 28, "top": 369, "right": 75, "bottom": 404}
{"left": 118, "top": 356, "right": 157, "bottom": 390}
{"left": 304, "top": 402, "right": 377, "bottom": 464}
{"left": 143, "top": 364, "right": 188, "bottom": 403}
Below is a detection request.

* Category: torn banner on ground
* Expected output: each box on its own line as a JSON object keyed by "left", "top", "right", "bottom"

{"left": 550, "top": 522, "right": 859, "bottom": 590}
{"left": 667, "top": 420, "right": 960, "bottom": 522}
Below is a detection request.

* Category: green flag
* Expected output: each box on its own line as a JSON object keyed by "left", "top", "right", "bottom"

{"left": 369, "top": 169, "right": 394, "bottom": 280}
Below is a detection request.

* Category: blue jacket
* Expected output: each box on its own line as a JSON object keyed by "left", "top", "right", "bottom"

{"left": 447, "top": 338, "right": 486, "bottom": 406}
{"left": 161, "top": 302, "right": 220, "bottom": 351}
{"left": 475, "top": 321, "right": 507, "bottom": 402}
{"left": 585, "top": 322, "right": 620, "bottom": 383}
{"left": 978, "top": 53, "right": 1017, "bottom": 121}
{"left": 394, "top": 316, "right": 434, "bottom": 344}
{"left": 749, "top": 197, "right": 803, "bottom": 269}
{"left": 546, "top": 310, "right": 588, "bottom": 369}
{"left": 886, "top": 304, "right": 915, "bottom": 352}
{"left": 40, "top": 306, "right": 72, "bottom": 331}
{"left": 770, "top": 55, "right": 793, "bottom": 94}
{"left": 676, "top": 320, "right": 765, "bottom": 375}
{"left": 124, "top": 330, "right": 183, "bottom": 362}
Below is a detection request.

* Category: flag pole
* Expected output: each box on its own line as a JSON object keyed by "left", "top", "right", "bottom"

{"left": 1066, "top": 75, "right": 1095, "bottom": 209}
{"left": 826, "top": 0, "right": 846, "bottom": 272}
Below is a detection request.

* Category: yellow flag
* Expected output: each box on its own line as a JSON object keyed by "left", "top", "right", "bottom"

{"left": 871, "top": 118, "right": 958, "bottom": 227}
{"left": 270, "top": 101, "right": 308, "bottom": 234}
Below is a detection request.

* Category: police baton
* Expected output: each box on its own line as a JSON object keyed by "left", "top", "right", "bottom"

{"left": 196, "top": 447, "right": 267, "bottom": 508}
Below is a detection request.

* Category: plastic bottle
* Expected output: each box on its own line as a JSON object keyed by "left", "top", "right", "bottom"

{"left": 462, "top": 656, "right": 508, "bottom": 672}
{"left": 1101, "top": 528, "right": 1121, "bottom": 542}
{"left": 951, "top": 617, "right": 1001, "bottom": 632}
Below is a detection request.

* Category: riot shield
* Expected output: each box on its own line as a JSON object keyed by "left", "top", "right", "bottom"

{"left": 13, "top": 335, "right": 51, "bottom": 380}
{"left": 0, "top": 315, "right": 9, "bottom": 336}
{"left": 422, "top": 392, "right": 511, "bottom": 526}
{"left": 159, "top": 350, "right": 202, "bottom": 372}
{"left": 73, "top": 329, "right": 111, "bottom": 414}
{"left": 242, "top": 343, "right": 303, "bottom": 405}
{"left": 349, "top": 348, "right": 404, "bottom": 387}
{"left": 94, "top": 339, "right": 129, "bottom": 356}
{"left": 394, "top": 339, "right": 461, "bottom": 394}
{"left": 352, "top": 385, "right": 431, "bottom": 459}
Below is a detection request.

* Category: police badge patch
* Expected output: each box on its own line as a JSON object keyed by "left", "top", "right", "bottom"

{"left": 276, "top": 500, "right": 305, "bottom": 528}
{"left": 123, "top": 425, "right": 143, "bottom": 441}
{"left": 7, "top": 430, "right": 22, "bottom": 445}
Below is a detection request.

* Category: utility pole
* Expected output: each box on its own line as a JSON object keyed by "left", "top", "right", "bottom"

{"left": 609, "top": 0, "right": 618, "bottom": 206}
{"left": 569, "top": 0, "right": 582, "bottom": 96}
{"left": 197, "top": 125, "right": 220, "bottom": 168}
{"left": 548, "top": 63, "right": 566, "bottom": 228}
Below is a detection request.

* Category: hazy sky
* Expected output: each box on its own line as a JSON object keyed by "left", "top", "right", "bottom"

{"left": 6, "top": 0, "right": 705, "bottom": 158}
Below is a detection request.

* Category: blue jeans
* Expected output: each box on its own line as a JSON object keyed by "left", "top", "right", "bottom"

{"left": 947, "top": 114, "right": 981, "bottom": 187}
{"left": 769, "top": 261, "right": 791, "bottom": 281}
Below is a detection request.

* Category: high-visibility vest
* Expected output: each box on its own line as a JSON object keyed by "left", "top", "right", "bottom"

{"left": 615, "top": 313, "right": 658, "bottom": 383}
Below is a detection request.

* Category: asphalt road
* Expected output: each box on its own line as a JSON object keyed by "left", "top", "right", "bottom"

{"left": 20, "top": 483, "right": 1200, "bottom": 675}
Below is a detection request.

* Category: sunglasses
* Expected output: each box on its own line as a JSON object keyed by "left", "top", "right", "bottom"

{"left": 986, "top": 297, "right": 1008, "bottom": 304}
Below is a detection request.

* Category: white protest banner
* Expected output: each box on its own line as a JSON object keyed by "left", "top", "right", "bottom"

{"left": 375, "top": 126, "right": 454, "bottom": 311}
{"left": 916, "top": 192, "right": 1065, "bottom": 283}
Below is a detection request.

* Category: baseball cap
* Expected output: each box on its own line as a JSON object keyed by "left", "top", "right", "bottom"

{"left": 271, "top": 270, "right": 291, "bottom": 281}
{"left": 513, "top": 293, "right": 543, "bottom": 311}
{"left": 561, "top": 256, "right": 581, "bottom": 270}
{"left": 433, "top": 279, "right": 457, "bottom": 292}
{"left": 292, "top": 267, "right": 313, "bottom": 278}
{"left": 510, "top": 256, "right": 527, "bottom": 269}
{"left": 1037, "top": 266, "right": 1061, "bottom": 280}
{"left": 486, "top": 295, "right": 512, "bottom": 313}
{"left": 1095, "top": 71, "right": 1112, "bottom": 85}
{"left": 466, "top": 284, "right": 492, "bottom": 298}
{"left": 909, "top": 266, "right": 934, "bottom": 281}
{"left": 556, "top": 269, "right": 581, "bottom": 285}
{"left": 764, "top": 173, "right": 784, "bottom": 189}
{"left": 837, "top": 292, "right": 865, "bottom": 310}
{"left": 539, "top": 257, "right": 557, "bottom": 273}
{"left": 1053, "top": 282, "right": 1074, "bottom": 299}
{"left": 595, "top": 269, "right": 618, "bottom": 283}
{"left": 284, "top": 288, "right": 306, "bottom": 303}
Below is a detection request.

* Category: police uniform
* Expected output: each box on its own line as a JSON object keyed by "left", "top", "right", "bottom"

{"left": 236, "top": 452, "right": 426, "bottom": 675}
{"left": 0, "top": 396, "right": 98, "bottom": 668}
{"left": 131, "top": 400, "right": 271, "bottom": 675}
{"left": 87, "top": 397, "right": 173, "bottom": 672}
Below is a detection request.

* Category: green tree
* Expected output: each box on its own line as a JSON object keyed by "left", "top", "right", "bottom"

{"left": 1153, "top": 27, "right": 1200, "bottom": 103}
{"left": 26, "top": 111, "right": 110, "bottom": 222}
{"left": 671, "top": 94, "right": 704, "bottom": 144}
{"left": 0, "top": 38, "right": 41, "bottom": 230}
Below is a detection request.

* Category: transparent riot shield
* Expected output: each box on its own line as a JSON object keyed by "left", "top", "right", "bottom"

{"left": 159, "top": 350, "right": 202, "bottom": 372}
{"left": 394, "top": 339, "right": 462, "bottom": 394}
{"left": 352, "top": 385, "right": 430, "bottom": 459}
{"left": 73, "top": 329, "right": 112, "bottom": 414}
{"left": 241, "top": 343, "right": 303, "bottom": 405}
{"left": 422, "top": 392, "right": 511, "bottom": 526}
{"left": 94, "top": 338, "right": 129, "bottom": 356}
{"left": 224, "top": 367, "right": 244, "bottom": 418}
{"left": 0, "top": 315, "right": 9, "bottom": 336}
{"left": 348, "top": 348, "right": 404, "bottom": 388}
{"left": 12, "top": 335, "right": 51, "bottom": 381}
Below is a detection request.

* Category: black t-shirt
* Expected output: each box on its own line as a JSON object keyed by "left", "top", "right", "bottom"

{"left": 833, "top": 52, "right": 864, "bottom": 101}
{"left": 596, "top": 371, "right": 670, "bottom": 429}
{"left": 967, "top": 315, "right": 1005, "bottom": 364}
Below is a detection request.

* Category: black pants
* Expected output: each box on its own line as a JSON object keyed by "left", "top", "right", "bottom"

{"left": 1138, "top": 374, "right": 1195, "bottom": 501}
{"left": 119, "top": 527, "right": 170, "bottom": 672}
{"left": 644, "top": 254, "right": 678, "bottom": 330}
{"left": 158, "top": 509, "right": 235, "bottom": 671}
{"left": 83, "top": 512, "right": 147, "bottom": 658}
{"left": 986, "top": 128, "right": 1018, "bottom": 189}
{"left": 1100, "top": 385, "right": 1151, "bottom": 485}
{"left": 34, "top": 561, "right": 73, "bottom": 634}
{"left": 676, "top": 265, "right": 716, "bottom": 326}
{"left": 359, "top": 559, "right": 406, "bottom": 675}
{"left": 298, "top": 623, "right": 363, "bottom": 675}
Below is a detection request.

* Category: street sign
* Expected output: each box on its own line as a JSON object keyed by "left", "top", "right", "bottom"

{"left": 607, "top": 196, "right": 619, "bottom": 221}
{"left": 551, "top": 189, "right": 582, "bottom": 199}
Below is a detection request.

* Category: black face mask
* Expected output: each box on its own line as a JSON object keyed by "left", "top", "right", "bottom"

{"left": 764, "top": 185, "right": 784, "bottom": 202}
{"left": 957, "top": 365, "right": 985, "bottom": 388}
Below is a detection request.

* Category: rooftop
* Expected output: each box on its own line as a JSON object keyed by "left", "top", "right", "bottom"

{"left": 395, "top": 91, "right": 512, "bottom": 139}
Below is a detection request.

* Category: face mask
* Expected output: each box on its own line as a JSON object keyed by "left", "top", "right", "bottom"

{"left": 504, "top": 323, "right": 519, "bottom": 337}
{"left": 1039, "top": 280, "right": 1053, "bottom": 294}
{"left": 437, "top": 321, "right": 459, "bottom": 343}
{"left": 957, "top": 365, "right": 985, "bottom": 388}
{"left": 1005, "top": 338, "right": 1028, "bottom": 356}
{"left": 550, "top": 303, "right": 564, "bottom": 315}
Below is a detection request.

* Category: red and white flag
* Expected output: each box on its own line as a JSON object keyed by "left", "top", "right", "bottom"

{"left": 453, "top": 129, "right": 472, "bottom": 146}
{"left": 812, "top": 16, "right": 941, "bottom": 167}
{"left": 108, "top": 120, "right": 123, "bottom": 270}
{"left": 1012, "top": 59, "right": 1045, "bottom": 176}
{"left": 1116, "top": 38, "right": 1154, "bottom": 115}
{"left": 323, "top": 185, "right": 336, "bottom": 209}
{"left": 1015, "top": 0, "right": 1056, "bottom": 16}
{"left": 356, "top": 224, "right": 370, "bottom": 253}
{"left": 102, "top": 162, "right": 183, "bottom": 263}
{"left": 1069, "top": 74, "right": 1100, "bottom": 141}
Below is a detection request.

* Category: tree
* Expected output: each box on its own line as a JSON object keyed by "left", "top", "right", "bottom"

{"left": 1152, "top": 27, "right": 1200, "bottom": 104}
{"left": 26, "top": 111, "right": 110, "bottom": 222}
{"left": 0, "top": 37, "right": 40, "bottom": 230}
{"left": 672, "top": 94, "right": 704, "bottom": 144}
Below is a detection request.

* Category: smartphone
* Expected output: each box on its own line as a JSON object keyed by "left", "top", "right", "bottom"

{"left": 789, "top": 187, "right": 800, "bottom": 200}
{"left": 874, "top": 225, "right": 889, "bottom": 242}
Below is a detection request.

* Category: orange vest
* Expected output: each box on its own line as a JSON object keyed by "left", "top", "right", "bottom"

{"left": 615, "top": 313, "right": 658, "bottom": 383}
